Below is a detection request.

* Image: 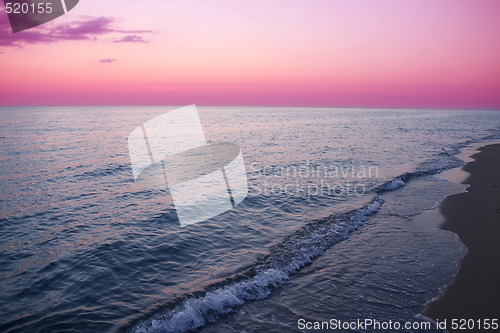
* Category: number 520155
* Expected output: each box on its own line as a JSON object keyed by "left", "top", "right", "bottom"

{"left": 5, "top": 2, "right": 53, "bottom": 14}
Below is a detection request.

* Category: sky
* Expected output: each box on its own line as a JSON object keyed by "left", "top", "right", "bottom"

{"left": 1, "top": 0, "right": 500, "bottom": 109}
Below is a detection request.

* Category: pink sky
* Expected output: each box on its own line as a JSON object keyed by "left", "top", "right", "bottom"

{"left": 1, "top": 0, "right": 500, "bottom": 109}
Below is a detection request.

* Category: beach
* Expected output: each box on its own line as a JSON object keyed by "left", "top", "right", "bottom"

{"left": 1, "top": 107, "right": 499, "bottom": 332}
{"left": 1, "top": 0, "right": 500, "bottom": 331}
{"left": 425, "top": 144, "right": 500, "bottom": 326}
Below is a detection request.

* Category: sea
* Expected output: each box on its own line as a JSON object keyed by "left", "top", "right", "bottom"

{"left": 1, "top": 106, "right": 499, "bottom": 333}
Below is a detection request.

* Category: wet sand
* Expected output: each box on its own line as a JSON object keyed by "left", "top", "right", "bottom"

{"left": 425, "top": 144, "right": 500, "bottom": 327}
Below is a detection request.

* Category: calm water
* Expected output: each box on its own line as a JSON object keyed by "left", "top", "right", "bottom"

{"left": 0, "top": 107, "right": 499, "bottom": 332}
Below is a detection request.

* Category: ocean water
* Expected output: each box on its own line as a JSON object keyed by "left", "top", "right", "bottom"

{"left": 0, "top": 107, "right": 499, "bottom": 333}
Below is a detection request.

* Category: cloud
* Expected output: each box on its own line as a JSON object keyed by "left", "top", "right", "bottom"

{"left": 99, "top": 58, "right": 116, "bottom": 63}
{"left": 0, "top": 11, "right": 152, "bottom": 48}
{"left": 113, "top": 35, "right": 147, "bottom": 43}
{"left": 51, "top": 16, "right": 115, "bottom": 40}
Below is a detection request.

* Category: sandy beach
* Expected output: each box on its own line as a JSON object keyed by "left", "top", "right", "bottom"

{"left": 425, "top": 144, "right": 500, "bottom": 327}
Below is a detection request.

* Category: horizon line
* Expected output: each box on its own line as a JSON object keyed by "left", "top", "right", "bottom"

{"left": 1, "top": 105, "right": 499, "bottom": 112}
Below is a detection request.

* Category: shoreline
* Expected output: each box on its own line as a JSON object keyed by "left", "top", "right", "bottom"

{"left": 424, "top": 144, "right": 500, "bottom": 326}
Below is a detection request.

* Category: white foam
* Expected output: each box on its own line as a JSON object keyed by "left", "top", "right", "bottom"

{"left": 385, "top": 178, "right": 406, "bottom": 191}
{"left": 132, "top": 269, "right": 289, "bottom": 333}
{"left": 132, "top": 196, "right": 384, "bottom": 333}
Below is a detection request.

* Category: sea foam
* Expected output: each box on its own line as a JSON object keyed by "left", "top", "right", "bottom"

{"left": 131, "top": 196, "right": 384, "bottom": 333}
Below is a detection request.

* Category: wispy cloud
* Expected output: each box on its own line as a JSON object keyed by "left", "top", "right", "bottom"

{"left": 0, "top": 11, "right": 152, "bottom": 48}
{"left": 113, "top": 35, "right": 147, "bottom": 43}
{"left": 99, "top": 58, "right": 116, "bottom": 63}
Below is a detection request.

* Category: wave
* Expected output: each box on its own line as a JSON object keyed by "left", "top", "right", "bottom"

{"left": 376, "top": 133, "right": 500, "bottom": 194}
{"left": 130, "top": 196, "right": 384, "bottom": 333}
{"left": 377, "top": 177, "right": 406, "bottom": 192}
{"left": 376, "top": 151, "right": 464, "bottom": 194}
{"left": 74, "top": 162, "right": 128, "bottom": 180}
{"left": 130, "top": 133, "right": 500, "bottom": 333}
